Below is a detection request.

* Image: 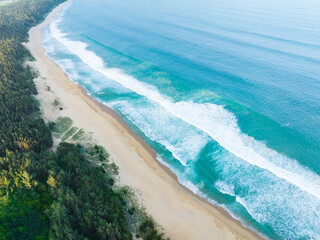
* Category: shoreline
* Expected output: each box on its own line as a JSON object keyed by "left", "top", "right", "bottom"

{"left": 81, "top": 85, "right": 265, "bottom": 240}
{"left": 24, "top": 1, "right": 264, "bottom": 239}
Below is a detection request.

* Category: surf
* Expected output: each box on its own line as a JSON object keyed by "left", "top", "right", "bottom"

{"left": 49, "top": 10, "right": 320, "bottom": 202}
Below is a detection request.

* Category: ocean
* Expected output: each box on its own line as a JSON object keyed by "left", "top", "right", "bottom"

{"left": 42, "top": 0, "right": 320, "bottom": 238}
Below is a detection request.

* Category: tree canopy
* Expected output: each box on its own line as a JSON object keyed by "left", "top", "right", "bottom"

{"left": 0, "top": 0, "right": 168, "bottom": 239}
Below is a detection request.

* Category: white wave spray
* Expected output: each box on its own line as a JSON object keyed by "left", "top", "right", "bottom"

{"left": 48, "top": 7, "right": 320, "bottom": 201}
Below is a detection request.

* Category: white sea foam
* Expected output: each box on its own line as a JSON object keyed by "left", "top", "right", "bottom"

{"left": 108, "top": 100, "right": 209, "bottom": 166}
{"left": 156, "top": 156, "right": 171, "bottom": 169}
{"left": 215, "top": 180, "right": 235, "bottom": 196}
{"left": 49, "top": 9, "right": 320, "bottom": 201}
{"left": 231, "top": 170, "right": 320, "bottom": 238}
{"left": 235, "top": 196, "right": 266, "bottom": 224}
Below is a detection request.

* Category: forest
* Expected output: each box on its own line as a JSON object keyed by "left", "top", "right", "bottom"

{"left": 0, "top": 0, "right": 167, "bottom": 239}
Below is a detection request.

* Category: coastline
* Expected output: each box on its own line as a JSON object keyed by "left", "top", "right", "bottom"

{"left": 24, "top": 1, "right": 264, "bottom": 239}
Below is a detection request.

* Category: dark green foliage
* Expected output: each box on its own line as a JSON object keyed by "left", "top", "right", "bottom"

{"left": 0, "top": 0, "right": 168, "bottom": 239}
{"left": 37, "top": 143, "right": 132, "bottom": 240}
{"left": 0, "top": 0, "right": 65, "bottom": 42}
{"left": 138, "top": 218, "right": 165, "bottom": 240}
{"left": 0, "top": 152, "right": 52, "bottom": 240}
{"left": 0, "top": 1, "right": 61, "bottom": 237}
{"left": 0, "top": 0, "right": 63, "bottom": 156}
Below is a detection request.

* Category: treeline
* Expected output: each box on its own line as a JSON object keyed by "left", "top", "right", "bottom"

{"left": 0, "top": 1, "right": 167, "bottom": 239}
{"left": 0, "top": 0, "right": 57, "bottom": 157}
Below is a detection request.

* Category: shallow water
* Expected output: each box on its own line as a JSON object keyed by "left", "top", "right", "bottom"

{"left": 42, "top": 0, "right": 320, "bottom": 238}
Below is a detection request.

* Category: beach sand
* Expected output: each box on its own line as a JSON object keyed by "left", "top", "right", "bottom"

{"left": 24, "top": 1, "right": 264, "bottom": 239}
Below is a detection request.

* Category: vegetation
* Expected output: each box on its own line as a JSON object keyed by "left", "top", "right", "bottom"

{"left": 0, "top": 0, "right": 168, "bottom": 239}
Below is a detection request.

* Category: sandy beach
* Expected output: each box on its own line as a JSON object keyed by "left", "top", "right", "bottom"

{"left": 24, "top": 1, "right": 264, "bottom": 239}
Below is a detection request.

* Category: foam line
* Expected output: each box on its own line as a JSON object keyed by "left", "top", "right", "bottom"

{"left": 49, "top": 9, "right": 320, "bottom": 200}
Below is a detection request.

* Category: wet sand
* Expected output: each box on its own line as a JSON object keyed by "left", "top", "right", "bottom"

{"left": 24, "top": 1, "right": 264, "bottom": 239}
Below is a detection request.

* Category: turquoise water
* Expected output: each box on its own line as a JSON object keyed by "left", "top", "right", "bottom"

{"left": 42, "top": 0, "right": 320, "bottom": 238}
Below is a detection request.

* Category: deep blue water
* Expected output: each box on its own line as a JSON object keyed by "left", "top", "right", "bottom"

{"left": 42, "top": 0, "right": 320, "bottom": 238}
